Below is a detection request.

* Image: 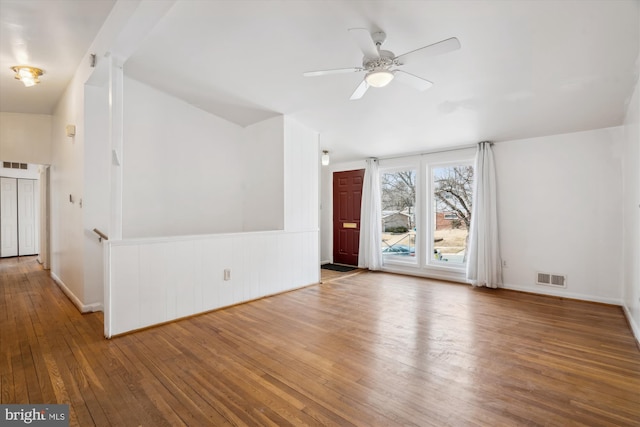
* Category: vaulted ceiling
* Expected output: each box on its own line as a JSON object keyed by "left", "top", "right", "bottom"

{"left": 1, "top": 0, "right": 638, "bottom": 162}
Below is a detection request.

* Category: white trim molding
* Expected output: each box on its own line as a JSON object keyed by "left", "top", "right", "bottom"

{"left": 623, "top": 305, "right": 640, "bottom": 345}
{"left": 50, "top": 272, "right": 103, "bottom": 313}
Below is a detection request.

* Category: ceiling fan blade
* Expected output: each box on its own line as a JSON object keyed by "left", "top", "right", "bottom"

{"left": 393, "top": 70, "right": 433, "bottom": 91}
{"left": 394, "top": 37, "right": 461, "bottom": 63}
{"left": 303, "top": 67, "right": 363, "bottom": 77}
{"left": 349, "top": 80, "right": 370, "bottom": 100}
{"left": 348, "top": 28, "right": 380, "bottom": 59}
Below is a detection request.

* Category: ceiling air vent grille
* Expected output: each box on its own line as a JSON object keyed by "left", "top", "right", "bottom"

{"left": 537, "top": 272, "right": 567, "bottom": 288}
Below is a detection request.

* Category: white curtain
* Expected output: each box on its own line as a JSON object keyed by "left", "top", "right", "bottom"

{"left": 358, "top": 158, "right": 383, "bottom": 270}
{"left": 466, "top": 142, "right": 502, "bottom": 288}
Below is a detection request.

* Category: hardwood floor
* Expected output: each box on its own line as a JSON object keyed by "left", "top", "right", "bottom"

{"left": 320, "top": 265, "right": 363, "bottom": 283}
{"left": 2, "top": 256, "right": 639, "bottom": 426}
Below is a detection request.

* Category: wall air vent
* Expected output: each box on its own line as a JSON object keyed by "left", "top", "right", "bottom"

{"left": 2, "top": 162, "right": 28, "bottom": 170}
{"left": 537, "top": 272, "right": 567, "bottom": 288}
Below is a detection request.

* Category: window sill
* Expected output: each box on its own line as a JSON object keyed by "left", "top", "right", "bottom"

{"left": 382, "top": 256, "right": 418, "bottom": 267}
{"left": 381, "top": 263, "right": 468, "bottom": 284}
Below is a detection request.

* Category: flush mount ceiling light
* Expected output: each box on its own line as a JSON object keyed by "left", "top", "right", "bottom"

{"left": 365, "top": 70, "right": 394, "bottom": 88}
{"left": 11, "top": 66, "right": 44, "bottom": 87}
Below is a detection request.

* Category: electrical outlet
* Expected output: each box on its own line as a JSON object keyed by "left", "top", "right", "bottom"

{"left": 223, "top": 269, "right": 231, "bottom": 281}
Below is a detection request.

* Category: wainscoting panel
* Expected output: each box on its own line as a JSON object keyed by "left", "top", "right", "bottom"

{"left": 108, "top": 244, "right": 140, "bottom": 334}
{"left": 106, "top": 230, "right": 319, "bottom": 337}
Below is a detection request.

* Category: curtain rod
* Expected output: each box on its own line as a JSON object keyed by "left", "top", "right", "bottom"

{"left": 376, "top": 142, "right": 481, "bottom": 162}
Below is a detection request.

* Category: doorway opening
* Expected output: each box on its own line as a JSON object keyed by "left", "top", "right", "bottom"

{"left": 0, "top": 162, "right": 50, "bottom": 267}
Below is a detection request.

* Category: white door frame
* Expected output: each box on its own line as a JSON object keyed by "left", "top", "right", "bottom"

{"left": 0, "top": 177, "right": 18, "bottom": 257}
{"left": 38, "top": 165, "right": 50, "bottom": 268}
{"left": 17, "top": 178, "right": 38, "bottom": 256}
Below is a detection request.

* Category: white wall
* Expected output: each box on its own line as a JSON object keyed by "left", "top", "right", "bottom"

{"left": 242, "top": 116, "right": 284, "bottom": 231}
{"left": 105, "top": 117, "right": 320, "bottom": 336}
{"left": 320, "top": 162, "right": 331, "bottom": 264}
{"left": 622, "top": 72, "right": 640, "bottom": 339}
{"left": 43, "top": 0, "right": 160, "bottom": 312}
{"left": 495, "top": 127, "right": 624, "bottom": 304}
{"left": 320, "top": 128, "right": 626, "bottom": 304}
{"left": 0, "top": 112, "right": 52, "bottom": 165}
{"left": 122, "top": 77, "right": 245, "bottom": 238}
{"left": 284, "top": 117, "right": 319, "bottom": 232}
{"left": 83, "top": 83, "right": 111, "bottom": 309}
{"left": 121, "top": 91, "right": 318, "bottom": 237}
{"left": 50, "top": 68, "right": 88, "bottom": 306}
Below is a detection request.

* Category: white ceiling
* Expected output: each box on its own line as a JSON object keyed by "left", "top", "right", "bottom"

{"left": 0, "top": 0, "right": 116, "bottom": 114}
{"left": 1, "top": 0, "right": 638, "bottom": 163}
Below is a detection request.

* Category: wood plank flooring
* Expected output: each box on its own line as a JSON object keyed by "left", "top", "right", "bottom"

{"left": 1, "top": 256, "right": 639, "bottom": 426}
{"left": 320, "top": 266, "right": 363, "bottom": 283}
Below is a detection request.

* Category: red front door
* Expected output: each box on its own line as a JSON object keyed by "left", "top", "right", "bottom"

{"left": 333, "top": 169, "right": 365, "bottom": 266}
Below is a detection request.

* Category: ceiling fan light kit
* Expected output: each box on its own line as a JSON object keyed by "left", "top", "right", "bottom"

{"left": 304, "top": 28, "right": 460, "bottom": 100}
{"left": 11, "top": 65, "right": 44, "bottom": 87}
{"left": 365, "top": 70, "right": 394, "bottom": 87}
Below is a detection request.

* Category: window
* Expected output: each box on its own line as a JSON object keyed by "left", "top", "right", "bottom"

{"left": 430, "top": 164, "right": 473, "bottom": 265}
{"left": 380, "top": 168, "right": 417, "bottom": 264}
{"left": 376, "top": 151, "right": 474, "bottom": 273}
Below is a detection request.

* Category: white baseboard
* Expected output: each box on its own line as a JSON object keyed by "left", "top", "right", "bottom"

{"left": 622, "top": 304, "right": 640, "bottom": 345}
{"left": 501, "top": 283, "right": 623, "bottom": 306}
{"left": 85, "top": 302, "right": 104, "bottom": 312}
{"left": 50, "top": 272, "right": 103, "bottom": 313}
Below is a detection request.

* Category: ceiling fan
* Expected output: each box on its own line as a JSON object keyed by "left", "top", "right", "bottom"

{"left": 304, "top": 29, "right": 461, "bottom": 100}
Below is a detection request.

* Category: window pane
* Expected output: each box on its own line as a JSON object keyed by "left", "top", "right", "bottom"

{"left": 432, "top": 165, "right": 473, "bottom": 265}
{"left": 381, "top": 169, "right": 417, "bottom": 263}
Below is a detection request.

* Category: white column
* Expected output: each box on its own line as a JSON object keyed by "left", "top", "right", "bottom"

{"left": 108, "top": 54, "right": 124, "bottom": 240}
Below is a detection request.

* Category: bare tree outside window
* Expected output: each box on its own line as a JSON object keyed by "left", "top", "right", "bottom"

{"left": 379, "top": 166, "right": 473, "bottom": 264}
{"left": 433, "top": 165, "right": 474, "bottom": 263}
{"left": 381, "top": 170, "right": 415, "bottom": 212}
{"left": 433, "top": 166, "right": 473, "bottom": 229}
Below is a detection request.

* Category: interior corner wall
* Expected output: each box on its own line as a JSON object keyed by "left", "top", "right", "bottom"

{"left": 121, "top": 77, "right": 245, "bottom": 238}
{"left": 320, "top": 164, "right": 332, "bottom": 263}
{"left": 242, "top": 116, "right": 284, "bottom": 232}
{"left": 622, "top": 72, "right": 640, "bottom": 339}
{"left": 284, "top": 117, "right": 319, "bottom": 232}
{"left": 83, "top": 83, "right": 111, "bottom": 307}
{"left": 50, "top": 71, "right": 87, "bottom": 306}
{"left": 494, "top": 127, "right": 625, "bottom": 304}
{"left": 0, "top": 112, "right": 52, "bottom": 164}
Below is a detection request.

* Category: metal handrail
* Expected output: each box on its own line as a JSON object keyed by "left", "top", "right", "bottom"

{"left": 93, "top": 228, "right": 109, "bottom": 242}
